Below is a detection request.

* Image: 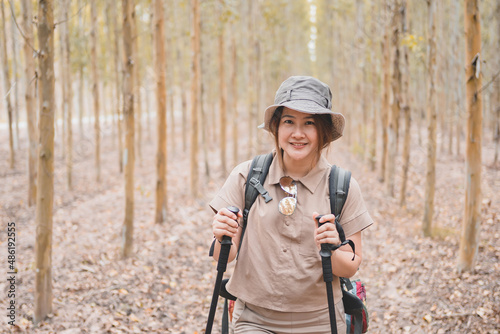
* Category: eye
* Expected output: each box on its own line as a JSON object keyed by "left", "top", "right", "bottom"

{"left": 305, "top": 120, "right": 315, "bottom": 125}
{"left": 282, "top": 119, "right": 293, "bottom": 124}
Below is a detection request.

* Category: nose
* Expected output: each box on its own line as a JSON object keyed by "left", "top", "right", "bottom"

{"left": 291, "top": 124, "right": 305, "bottom": 138}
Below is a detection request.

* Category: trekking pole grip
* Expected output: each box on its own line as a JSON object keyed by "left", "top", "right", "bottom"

{"left": 316, "top": 215, "right": 332, "bottom": 258}
{"left": 217, "top": 206, "right": 238, "bottom": 272}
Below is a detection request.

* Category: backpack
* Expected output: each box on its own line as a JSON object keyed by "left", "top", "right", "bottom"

{"left": 214, "top": 153, "right": 369, "bottom": 334}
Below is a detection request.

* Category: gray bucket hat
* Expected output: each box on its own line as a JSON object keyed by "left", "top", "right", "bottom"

{"left": 260, "top": 76, "right": 345, "bottom": 142}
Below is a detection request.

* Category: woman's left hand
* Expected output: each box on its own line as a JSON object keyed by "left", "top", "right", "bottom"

{"left": 313, "top": 212, "right": 341, "bottom": 250}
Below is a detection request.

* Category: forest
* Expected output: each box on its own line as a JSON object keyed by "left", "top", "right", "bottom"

{"left": 0, "top": 0, "right": 499, "bottom": 333}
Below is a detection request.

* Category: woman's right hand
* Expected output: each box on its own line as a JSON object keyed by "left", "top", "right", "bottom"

{"left": 212, "top": 207, "right": 242, "bottom": 242}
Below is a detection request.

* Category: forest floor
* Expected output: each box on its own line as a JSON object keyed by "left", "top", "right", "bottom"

{"left": 0, "top": 120, "right": 499, "bottom": 334}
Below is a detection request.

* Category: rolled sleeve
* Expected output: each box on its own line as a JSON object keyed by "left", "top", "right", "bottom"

{"left": 209, "top": 160, "right": 251, "bottom": 214}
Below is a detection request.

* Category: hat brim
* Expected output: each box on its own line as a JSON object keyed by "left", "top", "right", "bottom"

{"left": 259, "top": 100, "right": 345, "bottom": 142}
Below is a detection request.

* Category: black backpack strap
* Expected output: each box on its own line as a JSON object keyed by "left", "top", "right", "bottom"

{"left": 208, "top": 153, "right": 274, "bottom": 258}
{"left": 329, "top": 165, "right": 355, "bottom": 259}
{"left": 239, "top": 153, "right": 274, "bottom": 256}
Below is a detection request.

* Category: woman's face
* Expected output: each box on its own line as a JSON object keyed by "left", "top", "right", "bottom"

{"left": 278, "top": 107, "right": 319, "bottom": 167}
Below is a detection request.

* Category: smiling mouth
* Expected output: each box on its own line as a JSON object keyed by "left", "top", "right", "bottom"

{"left": 291, "top": 143, "right": 307, "bottom": 147}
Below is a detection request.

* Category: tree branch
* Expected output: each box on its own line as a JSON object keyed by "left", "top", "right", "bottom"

{"left": 476, "top": 69, "right": 500, "bottom": 96}
{"left": 8, "top": 0, "right": 37, "bottom": 54}
{"left": 54, "top": 0, "right": 89, "bottom": 27}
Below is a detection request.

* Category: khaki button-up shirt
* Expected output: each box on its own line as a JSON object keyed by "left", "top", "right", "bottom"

{"left": 209, "top": 152, "right": 373, "bottom": 312}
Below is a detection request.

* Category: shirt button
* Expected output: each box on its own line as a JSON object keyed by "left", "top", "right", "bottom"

{"left": 283, "top": 248, "right": 287, "bottom": 253}
{"left": 285, "top": 221, "right": 290, "bottom": 226}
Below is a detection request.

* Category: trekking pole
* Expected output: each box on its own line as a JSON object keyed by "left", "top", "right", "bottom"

{"left": 316, "top": 215, "right": 338, "bottom": 334}
{"left": 205, "top": 206, "right": 239, "bottom": 334}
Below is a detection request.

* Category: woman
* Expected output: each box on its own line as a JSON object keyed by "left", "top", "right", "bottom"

{"left": 210, "top": 76, "right": 373, "bottom": 333}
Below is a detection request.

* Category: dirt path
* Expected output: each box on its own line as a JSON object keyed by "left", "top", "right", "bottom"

{"left": 0, "top": 125, "right": 498, "bottom": 333}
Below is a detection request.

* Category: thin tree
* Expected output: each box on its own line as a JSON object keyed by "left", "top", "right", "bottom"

{"left": 10, "top": 5, "right": 20, "bottom": 150}
{"left": 423, "top": 0, "right": 438, "bottom": 237}
{"left": 399, "top": 0, "right": 412, "bottom": 207}
{"left": 21, "top": 0, "right": 38, "bottom": 206}
{"left": 133, "top": 9, "right": 142, "bottom": 162}
{"left": 219, "top": 0, "right": 227, "bottom": 176}
{"left": 178, "top": 47, "right": 188, "bottom": 152}
{"left": 62, "top": 0, "right": 73, "bottom": 189}
{"left": 111, "top": 0, "right": 123, "bottom": 173}
{"left": 177, "top": 42, "right": 188, "bottom": 152}
{"left": 0, "top": 0, "right": 15, "bottom": 169}
{"left": 458, "top": 0, "right": 482, "bottom": 272}
{"left": 368, "top": 0, "right": 378, "bottom": 172}
{"left": 355, "top": 0, "right": 366, "bottom": 153}
{"left": 493, "top": 2, "right": 500, "bottom": 167}
{"left": 199, "top": 17, "right": 210, "bottom": 179}
{"left": 231, "top": 31, "right": 238, "bottom": 167}
{"left": 190, "top": 0, "right": 200, "bottom": 198}
{"left": 77, "top": 0, "right": 85, "bottom": 140}
{"left": 386, "top": 0, "right": 402, "bottom": 197}
{"left": 34, "top": 0, "right": 55, "bottom": 324}
{"left": 154, "top": 0, "right": 167, "bottom": 224}
{"left": 379, "top": 3, "right": 391, "bottom": 183}
{"left": 91, "top": 0, "right": 101, "bottom": 182}
{"left": 166, "top": 9, "right": 175, "bottom": 154}
{"left": 452, "top": 0, "right": 463, "bottom": 157}
{"left": 121, "top": 0, "right": 135, "bottom": 258}
{"left": 58, "top": 13, "right": 67, "bottom": 158}
{"left": 246, "top": 0, "right": 256, "bottom": 159}
{"left": 76, "top": 0, "right": 87, "bottom": 141}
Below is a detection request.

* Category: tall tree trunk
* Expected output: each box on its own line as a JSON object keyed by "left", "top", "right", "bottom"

{"left": 104, "top": 1, "right": 115, "bottom": 148}
{"left": 22, "top": 0, "right": 37, "bottom": 206}
{"left": 78, "top": 65, "right": 85, "bottom": 138}
{"left": 399, "top": 0, "right": 411, "bottom": 207}
{"left": 34, "top": 0, "right": 55, "bottom": 324}
{"left": 368, "top": 0, "right": 378, "bottom": 172}
{"left": 355, "top": 0, "right": 365, "bottom": 154}
{"left": 59, "top": 19, "right": 67, "bottom": 159}
{"left": 121, "top": 0, "right": 135, "bottom": 258}
{"left": 380, "top": 4, "right": 391, "bottom": 183}
{"left": 91, "top": 0, "right": 101, "bottom": 182}
{"left": 0, "top": 0, "right": 15, "bottom": 169}
{"left": 493, "top": 3, "right": 500, "bottom": 166}
{"left": 10, "top": 7, "right": 19, "bottom": 150}
{"left": 134, "top": 11, "right": 142, "bottom": 162}
{"left": 246, "top": 0, "right": 255, "bottom": 159}
{"left": 111, "top": 0, "right": 123, "bottom": 173}
{"left": 219, "top": 0, "right": 227, "bottom": 176}
{"left": 190, "top": 0, "right": 200, "bottom": 197}
{"left": 436, "top": 0, "right": 446, "bottom": 156}
{"left": 423, "top": 0, "right": 438, "bottom": 237}
{"left": 387, "top": 0, "right": 402, "bottom": 197}
{"left": 154, "top": 0, "right": 167, "bottom": 224}
{"left": 166, "top": 12, "right": 175, "bottom": 155}
{"left": 62, "top": 0, "right": 73, "bottom": 190}
{"left": 458, "top": 0, "right": 482, "bottom": 272}
{"left": 177, "top": 43, "right": 188, "bottom": 152}
{"left": 231, "top": 31, "right": 238, "bottom": 167}
{"left": 78, "top": 0, "right": 85, "bottom": 140}
{"left": 200, "top": 39, "right": 210, "bottom": 179}
{"left": 451, "top": 0, "right": 463, "bottom": 158}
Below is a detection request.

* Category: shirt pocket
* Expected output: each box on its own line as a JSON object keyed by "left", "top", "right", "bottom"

{"left": 299, "top": 215, "right": 319, "bottom": 257}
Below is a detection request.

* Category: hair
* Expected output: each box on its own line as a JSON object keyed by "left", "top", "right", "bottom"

{"left": 269, "top": 106, "right": 335, "bottom": 167}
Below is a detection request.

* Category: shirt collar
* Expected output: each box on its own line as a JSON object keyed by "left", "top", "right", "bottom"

{"left": 268, "top": 151, "right": 331, "bottom": 194}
